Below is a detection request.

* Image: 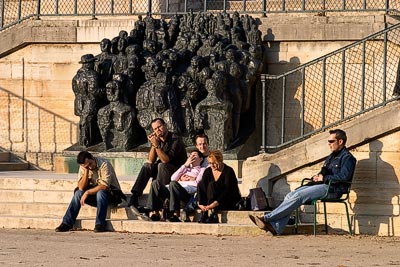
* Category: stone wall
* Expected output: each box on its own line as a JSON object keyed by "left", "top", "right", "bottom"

{"left": 0, "top": 13, "right": 389, "bottom": 170}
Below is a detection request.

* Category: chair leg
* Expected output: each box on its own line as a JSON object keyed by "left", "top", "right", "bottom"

{"left": 295, "top": 208, "right": 299, "bottom": 234}
{"left": 323, "top": 202, "right": 328, "bottom": 234}
{"left": 313, "top": 201, "right": 317, "bottom": 236}
{"left": 343, "top": 202, "right": 353, "bottom": 235}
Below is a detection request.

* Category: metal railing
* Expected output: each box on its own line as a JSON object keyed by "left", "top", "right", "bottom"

{"left": 0, "top": 0, "right": 398, "bottom": 32}
{"left": 260, "top": 22, "right": 400, "bottom": 151}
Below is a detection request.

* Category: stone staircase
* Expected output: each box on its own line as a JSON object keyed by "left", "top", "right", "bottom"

{"left": 0, "top": 171, "right": 320, "bottom": 236}
{"left": 0, "top": 150, "right": 29, "bottom": 171}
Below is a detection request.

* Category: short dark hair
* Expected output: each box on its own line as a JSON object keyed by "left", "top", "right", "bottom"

{"left": 150, "top": 118, "right": 165, "bottom": 125}
{"left": 76, "top": 151, "right": 94, "bottom": 164}
{"left": 194, "top": 133, "right": 209, "bottom": 144}
{"left": 329, "top": 129, "right": 347, "bottom": 145}
{"left": 190, "top": 149, "right": 204, "bottom": 159}
{"left": 190, "top": 149, "right": 204, "bottom": 165}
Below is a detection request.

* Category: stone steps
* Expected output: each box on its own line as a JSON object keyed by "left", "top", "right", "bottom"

{"left": 0, "top": 172, "right": 324, "bottom": 235}
{"left": 0, "top": 151, "right": 30, "bottom": 171}
{"left": 0, "top": 215, "right": 318, "bottom": 236}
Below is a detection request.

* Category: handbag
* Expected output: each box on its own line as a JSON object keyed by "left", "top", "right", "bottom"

{"left": 249, "top": 187, "right": 268, "bottom": 211}
{"left": 108, "top": 186, "right": 127, "bottom": 206}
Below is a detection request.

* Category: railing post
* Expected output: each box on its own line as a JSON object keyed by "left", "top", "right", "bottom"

{"left": 361, "top": 42, "right": 366, "bottom": 111}
{"left": 223, "top": 0, "right": 227, "bottom": 13}
{"left": 342, "top": 0, "right": 346, "bottom": 11}
{"left": 281, "top": 76, "right": 287, "bottom": 145}
{"left": 260, "top": 74, "right": 267, "bottom": 152}
{"left": 18, "top": 0, "right": 22, "bottom": 21}
{"left": 204, "top": 0, "right": 207, "bottom": 12}
{"left": 385, "top": 0, "right": 389, "bottom": 13}
{"left": 92, "top": 0, "right": 97, "bottom": 19}
{"left": 301, "top": 0, "right": 305, "bottom": 11}
{"left": 243, "top": 0, "right": 246, "bottom": 12}
{"left": 341, "top": 51, "right": 346, "bottom": 120}
{"left": 35, "top": 0, "right": 41, "bottom": 20}
{"left": 0, "top": 0, "right": 4, "bottom": 28}
{"left": 55, "top": 0, "right": 59, "bottom": 15}
{"left": 148, "top": 0, "right": 152, "bottom": 16}
{"left": 111, "top": 0, "right": 114, "bottom": 15}
{"left": 166, "top": 0, "right": 169, "bottom": 13}
{"left": 74, "top": 0, "right": 77, "bottom": 15}
{"left": 322, "top": 0, "right": 326, "bottom": 11}
{"left": 322, "top": 58, "right": 326, "bottom": 128}
{"left": 383, "top": 31, "right": 388, "bottom": 102}
{"left": 282, "top": 0, "right": 285, "bottom": 12}
{"left": 262, "top": 0, "right": 266, "bottom": 17}
{"left": 362, "top": 0, "right": 366, "bottom": 10}
{"left": 184, "top": 0, "right": 187, "bottom": 13}
{"left": 129, "top": 0, "right": 132, "bottom": 15}
{"left": 301, "top": 67, "right": 305, "bottom": 136}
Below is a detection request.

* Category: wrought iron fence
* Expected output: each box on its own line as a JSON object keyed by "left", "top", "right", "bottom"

{"left": 260, "top": 23, "right": 400, "bottom": 151}
{"left": 0, "top": 0, "right": 397, "bottom": 31}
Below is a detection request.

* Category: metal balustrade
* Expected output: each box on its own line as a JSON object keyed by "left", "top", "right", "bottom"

{"left": 260, "top": 23, "right": 400, "bottom": 152}
{"left": 0, "top": 0, "right": 398, "bottom": 31}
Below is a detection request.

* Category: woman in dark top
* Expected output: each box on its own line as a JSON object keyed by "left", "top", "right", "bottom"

{"left": 197, "top": 150, "right": 241, "bottom": 223}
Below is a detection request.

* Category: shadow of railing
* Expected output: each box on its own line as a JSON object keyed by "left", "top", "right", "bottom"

{"left": 0, "top": 87, "right": 78, "bottom": 155}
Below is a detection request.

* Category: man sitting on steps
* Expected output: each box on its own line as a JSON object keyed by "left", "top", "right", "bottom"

{"left": 128, "top": 118, "right": 187, "bottom": 214}
{"left": 55, "top": 151, "right": 125, "bottom": 233}
{"left": 249, "top": 129, "right": 356, "bottom": 235}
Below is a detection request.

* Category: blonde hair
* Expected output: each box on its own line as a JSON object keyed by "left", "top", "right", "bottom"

{"left": 208, "top": 150, "right": 223, "bottom": 163}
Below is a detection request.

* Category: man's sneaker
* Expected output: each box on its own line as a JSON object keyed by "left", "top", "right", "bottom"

{"left": 248, "top": 214, "right": 277, "bottom": 235}
{"left": 93, "top": 224, "right": 107, "bottom": 233}
{"left": 55, "top": 223, "right": 72, "bottom": 232}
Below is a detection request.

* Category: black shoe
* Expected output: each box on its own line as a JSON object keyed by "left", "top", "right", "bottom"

{"left": 55, "top": 223, "right": 72, "bottom": 232}
{"left": 198, "top": 211, "right": 209, "bottom": 223}
{"left": 150, "top": 214, "right": 161, "bottom": 221}
{"left": 94, "top": 224, "right": 107, "bottom": 233}
{"left": 168, "top": 215, "right": 181, "bottom": 222}
{"left": 205, "top": 212, "right": 219, "bottom": 224}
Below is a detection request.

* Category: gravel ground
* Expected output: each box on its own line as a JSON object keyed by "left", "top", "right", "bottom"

{"left": 1, "top": 229, "right": 400, "bottom": 267}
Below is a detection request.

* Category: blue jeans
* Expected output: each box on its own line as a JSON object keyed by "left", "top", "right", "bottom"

{"left": 62, "top": 189, "right": 109, "bottom": 227}
{"left": 263, "top": 184, "right": 328, "bottom": 234}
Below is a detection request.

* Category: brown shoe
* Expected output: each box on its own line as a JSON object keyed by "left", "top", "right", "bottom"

{"left": 249, "top": 214, "right": 277, "bottom": 235}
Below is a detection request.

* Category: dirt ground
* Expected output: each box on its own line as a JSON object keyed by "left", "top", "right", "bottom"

{"left": 1, "top": 229, "right": 400, "bottom": 267}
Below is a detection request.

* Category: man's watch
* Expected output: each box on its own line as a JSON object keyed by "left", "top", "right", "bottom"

{"left": 153, "top": 144, "right": 160, "bottom": 149}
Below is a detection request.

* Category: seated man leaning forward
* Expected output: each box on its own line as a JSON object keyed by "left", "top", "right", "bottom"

{"left": 128, "top": 118, "right": 187, "bottom": 211}
{"left": 55, "top": 151, "right": 125, "bottom": 233}
{"left": 249, "top": 129, "right": 357, "bottom": 235}
{"left": 146, "top": 149, "right": 206, "bottom": 222}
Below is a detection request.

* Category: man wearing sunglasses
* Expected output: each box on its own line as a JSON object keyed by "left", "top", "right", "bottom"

{"left": 249, "top": 129, "right": 356, "bottom": 235}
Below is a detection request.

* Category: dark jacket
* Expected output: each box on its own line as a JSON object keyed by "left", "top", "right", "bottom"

{"left": 158, "top": 131, "right": 187, "bottom": 167}
{"left": 321, "top": 147, "right": 357, "bottom": 195}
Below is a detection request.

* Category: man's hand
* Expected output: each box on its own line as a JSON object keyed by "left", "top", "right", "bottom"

{"left": 184, "top": 153, "right": 197, "bottom": 168}
{"left": 148, "top": 132, "right": 160, "bottom": 148}
{"left": 80, "top": 191, "right": 89, "bottom": 206}
{"left": 179, "top": 174, "right": 195, "bottom": 181}
{"left": 312, "top": 174, "right": 323, "bottom": 182}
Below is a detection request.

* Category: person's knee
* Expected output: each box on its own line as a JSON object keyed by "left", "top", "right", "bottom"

{"left": 143, "top": 162, "right": 152, "bottom": 170}
{"left": 96, "top": 190, "right": 108, "bottom": 201}
{"left": 169, "top": 180, "right": 179, "bottom": 190}
{"left": 73, "top": 189, "right": 84, "bottom": 200}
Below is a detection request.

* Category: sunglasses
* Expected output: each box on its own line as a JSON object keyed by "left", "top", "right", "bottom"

{"left": 328, "top": 139, "right": 337, "bottom": 143}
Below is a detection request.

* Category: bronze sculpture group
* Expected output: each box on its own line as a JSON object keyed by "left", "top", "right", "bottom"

{"left": 72, "top": 11, "right": 265, "bottom": 151}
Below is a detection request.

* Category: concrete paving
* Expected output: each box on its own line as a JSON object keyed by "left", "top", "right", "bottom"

{"left": 1, "top": 228, "right": 399, "bottom": 267}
